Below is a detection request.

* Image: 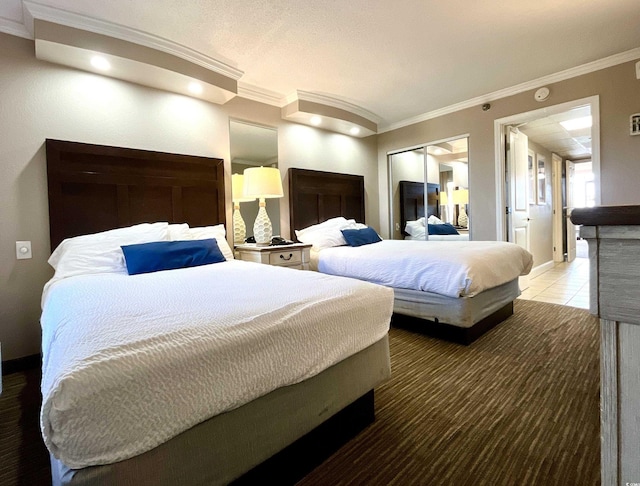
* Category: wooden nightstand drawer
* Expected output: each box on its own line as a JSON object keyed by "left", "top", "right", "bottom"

{"left": 269, "top": 249, "right": 302, "bottom": 266}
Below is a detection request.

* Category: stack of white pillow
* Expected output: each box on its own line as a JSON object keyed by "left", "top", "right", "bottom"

{"left": 404, "top": 215, "right": 445, "bottom": 238}
{"left": 295, "top": 217, "right": 367, "bottom": 251}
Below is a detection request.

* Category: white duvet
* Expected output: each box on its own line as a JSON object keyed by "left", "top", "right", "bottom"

{"left": 40, "top": 260, "right": 393, "bottom": 468}
{"left": 316, "top": 240, "right": 533, "bottom": 298}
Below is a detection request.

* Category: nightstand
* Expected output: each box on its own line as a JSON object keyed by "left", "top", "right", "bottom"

{"left": 234, "top": 242, "right": 312, "bottom": 270}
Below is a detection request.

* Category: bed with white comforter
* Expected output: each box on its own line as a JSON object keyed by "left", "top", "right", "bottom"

{"left": 40, "top": 224, "right": 394, "bottom": 477}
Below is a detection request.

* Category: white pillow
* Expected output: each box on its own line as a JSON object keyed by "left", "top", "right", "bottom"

{"left": 295, "top": 217, "right": 359, "bottom": 251}
{"left": 48, "top": 222, "right": 170, "bottom": 279}
{"left": 427, "top": 215, "right": 445, "bottom": 225}
{"left": 185, "top": 225, "right": 234, "bottom": 261}
{"left": 168, "top": 223, "right": 190, "bottom": 241}
{"left": 405, "top": 220, "right": 424, "bottom": 237}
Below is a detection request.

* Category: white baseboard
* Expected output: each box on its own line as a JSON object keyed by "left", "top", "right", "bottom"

{"left": 529, "top": 260, "right": 555, "bottom": 279}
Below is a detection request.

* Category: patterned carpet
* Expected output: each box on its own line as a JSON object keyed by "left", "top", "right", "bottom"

{"left": 0, "top": 300, "right": 600, "bottom": 485}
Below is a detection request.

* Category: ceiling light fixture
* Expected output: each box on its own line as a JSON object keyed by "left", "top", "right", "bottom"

{"left": 90, "top": 56, "right": 110, "bottom": 71}
{"left": 310, "top": 115, "right": 322, "bottom": 126}
{"left": 188, "top": 82, "right": 203, "bottom": 95}
{"left": 560, "top": 115, "right": 592, "bottom": 131}
{"left": 349, "top": 127, "right": 360, "bottom": 136}
{"left": 434, "top": 148, "right": 444, "bottom": 155}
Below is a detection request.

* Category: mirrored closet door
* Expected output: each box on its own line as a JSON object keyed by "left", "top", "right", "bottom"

{"left": 388, "top": 136, "right": 469, "bottom": 241}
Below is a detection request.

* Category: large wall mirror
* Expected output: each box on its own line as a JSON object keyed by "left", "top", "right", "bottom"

{"left": 229, "top": 120, "right": 279, "bottom": 240}
{"left": 388, "top": 136, "right": 469, "bottom": 241}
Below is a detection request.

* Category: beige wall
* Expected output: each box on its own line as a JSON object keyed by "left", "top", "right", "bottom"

{"left": 377, "top": 59, "right": 640, "bottom": 240}
{"left": 0, "top": 33, "right": 378, "bottom": 360}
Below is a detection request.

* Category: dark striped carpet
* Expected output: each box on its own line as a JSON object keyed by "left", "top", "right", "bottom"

{"left": 0, "top": 300, "right": 599, "bottom": 486}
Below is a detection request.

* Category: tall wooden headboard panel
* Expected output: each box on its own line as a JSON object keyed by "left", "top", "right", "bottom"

{"left": 46, "top": 139, "right": 225, "bottom": 249}
{"left": 399, "top": 181, "right": 440, "bottom": 234}
{"left": 288, "top": 168, "right": 365, "bottom": 239}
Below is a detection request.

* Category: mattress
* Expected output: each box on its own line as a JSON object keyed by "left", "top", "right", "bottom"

{"left": 312, "top": 240, "right": 533, "bottom": 298}
{"left": 40, "top": 260, "right": 394, "bottom": 469}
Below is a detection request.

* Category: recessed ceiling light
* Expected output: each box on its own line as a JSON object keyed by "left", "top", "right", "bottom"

{"left": 310, "top": 115, "right": 322, "bottom": 126}
{"left": 188, "top": 82, "right": 203, "bottom": 95}
{"left": 90, "top": 56, "right": 110, "bottom": 71}
{"left": 560, "top": 115, "right": 592, "bottom": 131}
{"left": 349, "top": 127, "right": 360, "bottom": 136}
{"left": 434, "top": 148, "right": 444, "bottom": 155}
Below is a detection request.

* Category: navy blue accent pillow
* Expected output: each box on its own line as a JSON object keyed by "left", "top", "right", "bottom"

{"left": 341, "top": 227, "right": 382, "bottom": 247}
{"left": 121, "top": 239, "right": 226, "bottom": 275}
{"left": 428, "top": 223, "right": 460, "bottom": 235}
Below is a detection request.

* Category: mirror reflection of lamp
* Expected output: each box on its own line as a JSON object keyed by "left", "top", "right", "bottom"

{"left": 439, "top": 191, "right": 448, "bottom": 223}
{"left": 232, "top": 174, "right": 256, "bottom": 245}
{"left": 242, "top": 167, "right": 284, "bottom": 245}
{"left": 453, "top": 189, "right": 469, "bottom": 228}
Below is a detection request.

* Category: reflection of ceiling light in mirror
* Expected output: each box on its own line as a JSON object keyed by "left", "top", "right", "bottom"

{"left": 90, "top": 56, "right": 110, "bottom": 71}
{"left": 434, "top": 148, "right": 444, "bottom": 155}
{"left": 560, "top": 115, "right": 592, "bottom": 131}
{"left": 349, "top": 127, "right": 360, "bottom": 136}
{"left": 310, "top": 115, "right": 322, "bottom": 126}
{"left": 188, "top": 82, "right": 203, "bottom": 95}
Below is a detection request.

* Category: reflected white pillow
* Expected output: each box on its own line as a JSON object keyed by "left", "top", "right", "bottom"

{"left": 428, "top": 215, "right": 445, "bottom": 225}
{"left": 405, "top": 220, "right": 424, "bottom": 237}
{"left": 295, "top": 217, "right": 358, "bottom": 251}
{"left": 48, "top": 222, "right": 170, "bottom": 279}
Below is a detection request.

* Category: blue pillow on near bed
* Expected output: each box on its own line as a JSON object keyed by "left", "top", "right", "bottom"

{"left": 341, "top": 227, "right": 382, "bottom": 247}
{"left": 121, "top": 239, "right": 226, "bottom": 275}
{"left": 427, "top": 223, "right": 460, "bottom": 235}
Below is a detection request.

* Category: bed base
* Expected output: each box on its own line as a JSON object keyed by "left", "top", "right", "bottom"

{"left": 232, "top": 390, "right": 374, "bottom": 485}
{"left": 391, "top": 301, "right": 514, "bottom": 345}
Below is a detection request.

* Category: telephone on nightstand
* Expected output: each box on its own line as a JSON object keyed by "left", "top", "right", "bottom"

{"left": 270, "top": 236, "right": 294, "bottom": 246}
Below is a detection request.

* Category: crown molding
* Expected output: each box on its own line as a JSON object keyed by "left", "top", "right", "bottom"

{"left": 292, "top": 90, "right": 382, "bottom": 124}
{"left": 22, "top": 1, "right": 243, "bottom": 80}
{"left": 237, "top": 82, "right": 285, "bottom": 107}
{"left": 380, "top": 46, "right": 640, "bottom": 133}
{"left": 0, "top": 17, "right": 30, "bottom": 39}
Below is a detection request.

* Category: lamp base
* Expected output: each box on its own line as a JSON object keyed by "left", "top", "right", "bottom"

{"left": 233, "top": 206, "right": 246, "bottom": 245}
{"left": 253, "top": 204, "right": 272, "bottom": 245}
{"left": 458, "top": 206, "right": 468, "bottom": 228}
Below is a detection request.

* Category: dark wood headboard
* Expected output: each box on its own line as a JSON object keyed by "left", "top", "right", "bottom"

{"left": 46, "top": 139, "right": 225, "bottom": 249}
{"left": 399, "top": 181, "right": 440, "bottom": 234}
{"left": 288, "top": 168, "right": 365, "bottom": 239}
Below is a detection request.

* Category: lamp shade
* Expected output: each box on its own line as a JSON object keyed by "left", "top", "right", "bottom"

{"left": 440, "top": 191, "right": 448, "bottom": 205}
{"left": 243, "top": 167, "right": 284, "bottom": 199}
{"left": 453, "top": 189, "right": 469, "bottom": 205}
{"left": 231, "top": 174, "right": 255, "bottom": 203}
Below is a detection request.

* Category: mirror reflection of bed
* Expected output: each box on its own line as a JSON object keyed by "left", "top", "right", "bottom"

{"left": 389, "top": 136, "right": 470, "bottom": 241}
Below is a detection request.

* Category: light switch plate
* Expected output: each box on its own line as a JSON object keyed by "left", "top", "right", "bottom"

{"left": 16, "top": 241, "right": 32, "bottom": 259}
{"left": 636, "top": 60, "right": 640, "bottom": 80}
{"left": 631, "top": 114, "right": 640, "bottom": 136}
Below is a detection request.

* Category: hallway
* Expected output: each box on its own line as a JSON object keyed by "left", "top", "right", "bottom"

{"left": 518, "top": 254, "right": 589, "bottom": 309}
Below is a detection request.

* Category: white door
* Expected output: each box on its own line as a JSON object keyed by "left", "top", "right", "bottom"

{"left": 551, "top": 154, "right": 564, "bottom": 262}
{"left": 566, "top": 160, "right": 577, "bottom": 262}
{"left": 506, "top": 127, "right": 531, "bottom": 290}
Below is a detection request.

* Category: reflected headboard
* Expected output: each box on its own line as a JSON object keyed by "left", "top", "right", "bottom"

{"left": 288, "top": 168, "right": 365, "bottom": 239}
{"left": 399, "top": 181, "right": 440, "bottom": 234}
{"left": 46, "top": 139, "right": 225, "bottom": 249}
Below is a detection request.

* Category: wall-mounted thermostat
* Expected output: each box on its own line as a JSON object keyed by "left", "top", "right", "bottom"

{"left": 631, "top": 113, "right": 640, "bottom": 136}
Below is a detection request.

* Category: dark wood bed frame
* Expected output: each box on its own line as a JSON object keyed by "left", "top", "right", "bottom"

{"left": 288, "top": 167, "right": 513, "bottom": 345}
{"left": 44, "top": 140, "right": 374, "bottom": 484}
{"left": 399, "top": 180, "right": 440, "bottom": 235}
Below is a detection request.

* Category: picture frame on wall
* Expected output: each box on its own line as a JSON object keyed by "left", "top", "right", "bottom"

{"left": 528, "top": 149, "right": 536, "bottom": 204}
{"left": 536, "top": 154, "right": 546, "bottom": 204}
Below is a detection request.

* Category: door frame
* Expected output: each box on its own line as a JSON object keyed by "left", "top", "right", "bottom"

{"left": 493, "top": 95, "right": 601, "bottom": 241}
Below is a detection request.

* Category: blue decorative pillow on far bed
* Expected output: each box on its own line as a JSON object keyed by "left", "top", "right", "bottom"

{"left": 121, "top": 238, "right": 226, "bottom": 275}
{"left": 427, "top": 223, "right": 460, "bottom": 236}
{"left": 341, "top": 227, "right": 382, "bottom": 247}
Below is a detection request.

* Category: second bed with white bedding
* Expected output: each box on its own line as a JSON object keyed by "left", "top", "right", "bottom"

{"left": 41, "top": 260, "right": 393, "bottom": 469}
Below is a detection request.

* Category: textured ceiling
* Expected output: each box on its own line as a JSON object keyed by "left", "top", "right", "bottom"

{"left": 1, "top": 0, "right": 639, "bottom": 129}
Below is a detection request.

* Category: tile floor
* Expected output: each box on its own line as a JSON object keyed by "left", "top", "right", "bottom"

{"left": 518, "top": 255, "right": 590, "bottom": 309}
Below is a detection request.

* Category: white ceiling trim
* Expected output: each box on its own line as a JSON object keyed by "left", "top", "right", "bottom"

{"left": 288, "top": 90, "right": 382, "bottom": 124}
{"left": 380, "top": 46, "right": 640, "bottom": 134}
{"left": 237, "top": 82, "right": 284, "bottom": 107}
{"left": 21, "top": 1, "right": 243, "bottom": 80}
{"left": 0, "top": 17, "right": 30, "bottom": 38}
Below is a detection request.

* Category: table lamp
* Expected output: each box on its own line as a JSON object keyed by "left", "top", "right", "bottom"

{"left": 231, "top": 173, "right": 256, "bottom": 245}
{"left": 453, "top": 189, "right": 469, "bottom": 228}
{"left": 242, "top": 167, "right": 284, "bottom": 245}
